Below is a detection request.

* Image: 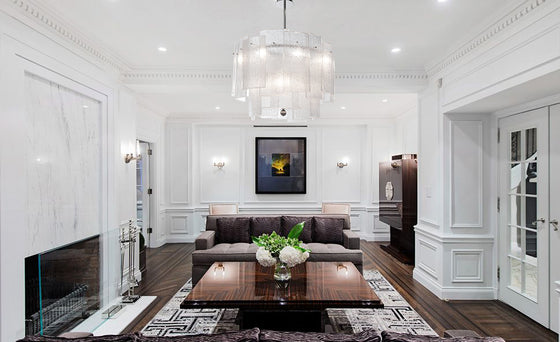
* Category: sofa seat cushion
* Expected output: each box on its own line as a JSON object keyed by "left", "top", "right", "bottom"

{"left": 192, "top": 243, "right": 258, "bottom": 265}
{"left": 252, "top": 216, "right": 282, "bottom": 237}
{"left": 260, "top": 328, "right": 381, "bottom": 342}
{"left": 381, "top": 331, "right": 505, "bottom": 342}
{"left": 282, "top": 216, "right": 313, "bottom": 242}
{"left": 306, "top": 243, "right": 362, "bottom": 264}
{"left": 216, "top": 217, "right": 251, "bottom": 243}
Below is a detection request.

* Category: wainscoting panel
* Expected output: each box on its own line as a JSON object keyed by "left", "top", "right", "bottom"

{"left": 417, "top": 238, "right": 439, "bottom": 280}
{"left": 321, "top": 126, "right": 364, "bottom": 203}
{"left": 452, "top": 249, "right": 484, "bottom": 283}
{"left": 450, "top": 120, "right": 483, "bottom": 229}
{"left": 198, "top": 126, "right": 242, "bottom": 204}
{"left": 167, "top": 125, "right": 190, "bottom": 205}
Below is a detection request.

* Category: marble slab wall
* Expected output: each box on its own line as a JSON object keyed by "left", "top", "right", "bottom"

{"left": 24, "top": 72, "right": 102, "bottom": 256}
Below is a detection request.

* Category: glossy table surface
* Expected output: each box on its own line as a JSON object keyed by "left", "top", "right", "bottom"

{"left": 180, "top": 261, "right": 383, "bottom": 310}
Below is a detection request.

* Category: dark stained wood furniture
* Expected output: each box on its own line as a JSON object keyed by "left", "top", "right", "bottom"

{"left": 180, "top": 261, "right": 383, "bottom": 332}
{"left": 379, "top": 154, "right": 417, "bottom": 265}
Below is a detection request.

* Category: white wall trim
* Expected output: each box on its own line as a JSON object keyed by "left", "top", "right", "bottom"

{"left": 452, "top": 249, "right": 484, "bottom": 283}
{"left": 414, "top": 268, "right": 496, "bottom": 300}
{"left": 426, "top": 0, "right": 554, "bottom": 77}
{"left": 416, "top": 225, "right": 494, "bottom": 244}
{"left": 449, "top": 119, "right": 484, "bottom": 229}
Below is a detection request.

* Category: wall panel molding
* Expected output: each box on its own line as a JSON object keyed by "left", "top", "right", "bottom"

{"left": 449, "top": 120, "right": 483, "bottom": 229}
{"left": 452, "top": 249, "right": 484, "bottom": 283}
{"left": 417, "top": 239, "right": 439, "bottom": 280}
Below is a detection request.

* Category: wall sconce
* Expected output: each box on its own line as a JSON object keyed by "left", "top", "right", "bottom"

{"left": 213, "top": 161, "right": 226, "bottom": 169}
{"left": 124, "top": 153, "right": 141, "bottom": 164}
{"left": 337, "top": 161, "right": 348, "bottom": 168}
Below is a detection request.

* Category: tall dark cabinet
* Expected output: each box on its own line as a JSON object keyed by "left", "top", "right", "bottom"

{"left": 378, "top": 154, "right": 417, "bottom": 265}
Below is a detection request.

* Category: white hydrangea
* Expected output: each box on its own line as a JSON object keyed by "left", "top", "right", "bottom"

{"left": 279, "top": 246, "right": 309, "bottom": 268}
{"left": 256, "top": 247, "right": 276, "bottom": 267}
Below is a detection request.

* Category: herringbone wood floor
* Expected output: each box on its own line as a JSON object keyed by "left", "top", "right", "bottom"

{"left": 124, "top": 242, "right": 558, "bottom": 342}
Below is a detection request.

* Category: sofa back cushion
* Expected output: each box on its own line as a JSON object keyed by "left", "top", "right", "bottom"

{"left": 282, "top": 216, "right": 313, "bottom": 243}
{"left": 252, "top": 217, "right": 282, "bottom": 237}
{"left": 313, "top": 217, "right": 344, "bottom": 244}
{"left": 216, "top": 217, "right": 251, "bottom": 243}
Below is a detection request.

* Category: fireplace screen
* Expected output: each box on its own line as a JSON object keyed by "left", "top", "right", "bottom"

{"left": 25, "top": 235, "right": 100, "bottom": 336}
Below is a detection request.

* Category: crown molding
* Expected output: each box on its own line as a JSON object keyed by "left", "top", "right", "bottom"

{"left": 8, "top": 0, "right": 129, "bottom": 73}
{"left": 121, "top": 70, "right": 428, "bottom": 82}
{"left": 426, "top": 0, "right": 550, "bottom": 77}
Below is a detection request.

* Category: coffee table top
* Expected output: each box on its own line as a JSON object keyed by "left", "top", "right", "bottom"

{"left": 181, "top": 262, "right": 383, "bottom": 310}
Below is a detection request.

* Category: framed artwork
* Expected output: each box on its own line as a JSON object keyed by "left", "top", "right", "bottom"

{"left": 255, "top": 137, "right": 306, "bottom": 194}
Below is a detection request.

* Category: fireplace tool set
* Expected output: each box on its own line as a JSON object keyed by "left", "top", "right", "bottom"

{"left": 120, "top": 220, "right": 141, "bottom": 303}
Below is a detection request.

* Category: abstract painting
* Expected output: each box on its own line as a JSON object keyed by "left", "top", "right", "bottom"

{"left": 256, "top": 137, "right": 306, "bottom": 194}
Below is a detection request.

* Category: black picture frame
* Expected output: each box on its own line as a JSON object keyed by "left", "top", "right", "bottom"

{"left": 255, "top": 137, "right": 307, "bottom": 194}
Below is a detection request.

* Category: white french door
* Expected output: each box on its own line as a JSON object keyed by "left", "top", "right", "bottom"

{"left": 498, "top": 107, "right": 550, "bottom": 327}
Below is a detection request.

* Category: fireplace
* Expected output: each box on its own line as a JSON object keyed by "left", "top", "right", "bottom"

{"left": 25, "top": 235, "right": 100, "bottom": 336}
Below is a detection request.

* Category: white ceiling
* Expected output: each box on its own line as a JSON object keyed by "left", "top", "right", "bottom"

{"left": 33, "top": 0, "right": 513, "bottom": 117}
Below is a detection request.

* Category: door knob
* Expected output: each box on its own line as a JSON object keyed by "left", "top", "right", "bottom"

{"left": 532, "top": 218, "right": 545, "bottom": 226}
{"left": 551, "top": 219, "right": 559, "bottom": 231}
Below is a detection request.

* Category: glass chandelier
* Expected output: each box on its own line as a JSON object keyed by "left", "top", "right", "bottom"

{"left": 231, "top": 0, "right": 335, "bottom": 121}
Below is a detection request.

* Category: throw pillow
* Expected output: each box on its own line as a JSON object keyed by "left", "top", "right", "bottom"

{"left": 313, "top": 217, "right": 344, "bottom": 244}
{"left": 259, "top": 329, "right": 381, "bottom": 342}
{"left": 216, "top": 217, "right": 251, "bottom": 243}
{"left": 381, "top": 331, "right": 506, "bottom": 342}
{"left": 251, "top": 217, "right": 282, "bottom": 237}
{"left": 282, "top": 216, "right": 313, "bottom": 242}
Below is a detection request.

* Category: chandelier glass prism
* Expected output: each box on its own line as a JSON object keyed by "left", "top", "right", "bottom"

{"left": 231, "top": 0, "right": 334, "bottom": 121}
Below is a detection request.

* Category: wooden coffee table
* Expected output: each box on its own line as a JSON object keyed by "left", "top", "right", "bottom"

{"left": 180, "top": 261, "right": 383, "bottom": 332}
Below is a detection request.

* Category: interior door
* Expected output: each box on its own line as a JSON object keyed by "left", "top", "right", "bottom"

{"left": 499, "top": 107, "right": 549, "bottom": 327}
{"left": 549, "top": 104, "right": 560, "bottom": 333}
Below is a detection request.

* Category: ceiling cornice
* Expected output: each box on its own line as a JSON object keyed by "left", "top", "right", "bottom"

{"left": 121, "top": 70, "right": 428, "bottom": 82}
{"left": 426, "top": 0, "right": 549, "bottom": 77}
{"left": 9, "top": 0, "right": 129, "bottom": 73}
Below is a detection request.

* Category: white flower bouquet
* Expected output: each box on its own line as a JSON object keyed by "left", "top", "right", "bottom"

{"left": 252, "top": 222, "right": 310, "bottom": 268}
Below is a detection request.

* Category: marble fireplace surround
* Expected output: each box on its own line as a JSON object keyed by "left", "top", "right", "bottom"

{"left": 0, "top": 42, "right": 118, "bottom": 341}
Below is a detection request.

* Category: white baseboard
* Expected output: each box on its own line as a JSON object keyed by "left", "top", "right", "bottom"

{"left": 359, "top": 232, "right": 390, "bottom": 242}
{"left": 413, "top": 267, "right": 443, "bottom": 298}
{"left": 413, "top": 267, "right": 497, "bottom": 300}
{"left": 165, "top": 236, "right": 196, "bottom": 243}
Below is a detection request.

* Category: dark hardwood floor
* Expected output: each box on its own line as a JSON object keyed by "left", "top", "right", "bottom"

{"left": 125, "top": 242, "right": 558, "bottom": 342}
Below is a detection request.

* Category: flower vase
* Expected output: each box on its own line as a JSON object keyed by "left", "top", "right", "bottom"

{"left": 273, "top": 259, "right": 291, "bottom": 288}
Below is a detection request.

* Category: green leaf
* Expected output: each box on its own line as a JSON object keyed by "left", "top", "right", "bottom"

{"left": 252, "top": 236, "right": 263, "bottom": 246}
{"left": 287, "top": 222, "right": 305, "bottom": 239}
{"left": 294, "top": 245, "right": 311, "bottom": 253}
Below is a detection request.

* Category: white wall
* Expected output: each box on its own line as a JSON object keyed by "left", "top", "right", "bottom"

{"left": 414, "top": 0, "right": 560, "bottom": 303}
{"left": 161, "top": 118, "right": 417, "bottom": 242}
{"left": 0, "top": 6, "right": 153, "bottom": 340}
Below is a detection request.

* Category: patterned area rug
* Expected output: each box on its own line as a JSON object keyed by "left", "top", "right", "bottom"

{"left": 141, "top": 270, "right": 437, "bottom": 337}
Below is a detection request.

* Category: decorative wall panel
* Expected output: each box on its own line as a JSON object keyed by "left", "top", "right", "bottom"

{"left": 24, "top": 72, "right": 102, "bottom": 256}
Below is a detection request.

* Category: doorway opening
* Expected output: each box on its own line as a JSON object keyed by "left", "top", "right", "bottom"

{"left": 136, "top": 140, "right": 152, "bottom": 276}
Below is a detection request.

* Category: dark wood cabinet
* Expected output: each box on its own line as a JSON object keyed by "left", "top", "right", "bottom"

{"left": 379, "top": 154, "right": 417, "bottom": 264}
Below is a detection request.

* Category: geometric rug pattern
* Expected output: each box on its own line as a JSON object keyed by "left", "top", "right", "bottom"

{"left": 141, "top": 269, "right": 437, "bottom": 337}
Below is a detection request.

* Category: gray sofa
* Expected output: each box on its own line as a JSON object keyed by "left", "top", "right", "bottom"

{"left": 192, "top": 214, "right": 362, "bottom": 285}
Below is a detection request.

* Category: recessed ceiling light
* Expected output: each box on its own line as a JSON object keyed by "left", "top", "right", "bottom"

{"left": 215, "top": 106, "right": 221, "bottom": 110}
{"left": 391, "top": 47, "right": 402, "bottom": 54}
{"left": 340, "top": 106, "right": 346, "bottom": 110}
{"left": 158, "top": 46, "right": 167, "bottom": 52}
{"left": 382, "top": 99, "right": 388, "bottom": 103}
{"left": 82, "top": 105, "right": 89, "bottom": 109}
{"left": 438, "top": 0, "right": 448, "bottom": 2}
